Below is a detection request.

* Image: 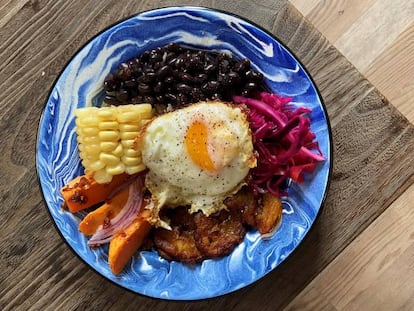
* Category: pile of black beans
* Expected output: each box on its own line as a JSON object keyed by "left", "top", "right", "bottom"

{"left": 103, "top": 43, "right": 265, "bottom": 111}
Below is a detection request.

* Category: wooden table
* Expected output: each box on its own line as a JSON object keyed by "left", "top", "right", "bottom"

{"left": 1, "top": 0, "right": 413, "bottom": 310}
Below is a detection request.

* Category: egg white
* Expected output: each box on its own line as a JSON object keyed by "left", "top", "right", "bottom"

{"left": 139, "top": 101, "right": 256, "bottom": 227}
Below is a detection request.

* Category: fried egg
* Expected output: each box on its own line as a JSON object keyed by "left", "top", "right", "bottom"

{"left": 139, "top": 101, "right": 256, "bottom": 228}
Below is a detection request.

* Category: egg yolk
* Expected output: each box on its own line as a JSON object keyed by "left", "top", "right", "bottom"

{"left": 185, "top": 120, "right": 216, "bottom": 172}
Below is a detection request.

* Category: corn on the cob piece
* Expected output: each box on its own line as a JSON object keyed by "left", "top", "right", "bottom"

{"left": 75, "top": 104, "right": 153, "bottom": 183}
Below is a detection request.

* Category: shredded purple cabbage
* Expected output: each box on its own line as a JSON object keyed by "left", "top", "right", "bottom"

{"left": 233, "top": 92, "right": 325, "bottom": 195}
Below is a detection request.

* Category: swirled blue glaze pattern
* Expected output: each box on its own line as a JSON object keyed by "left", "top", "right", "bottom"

{"left": 36, "top": 7, "right": 331, "bottom": 300}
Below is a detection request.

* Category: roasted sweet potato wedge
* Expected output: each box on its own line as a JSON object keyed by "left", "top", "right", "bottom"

{"left": 60, "top": 173, "right": 130, "bottom": 213}
{"left": 108, "top": 209, "right": 152, "bottom": 275}
{"left": 78, "top": 186, "right": 130, "bottom": 235}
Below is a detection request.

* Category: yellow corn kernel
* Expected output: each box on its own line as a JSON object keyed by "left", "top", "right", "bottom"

{"left": 117, "top": 111, "right": 142, "bottom": 123}
{"left": 121, "top": 156, "right": 141, "bottom": 166}
{"left": 80, "top": 116, "right": 100, "bottom": 127}
{"left": 75, "top": 104, "right": 154, "bottom": 182}
{"left": 99, "top": 130, "right": 120, "bottom": 141}
{"left": 93, "top": 169, "right": 113, "bottom": 184}
{"left": 81, "top": 159, "right": 91, "bottom": 169}
{"left": 81, "top": 127, "right": 100, "bottom": 136}
{"left": 125, "top": 163, "right": 146, "bottom": 175}
{"left": 97, "top": 108, "right": 116, "bottom": 120}
{"left": 88, "top": 160, "right": 106, "bottom": 171}
{"left": 99, "top": 153, "right": 120, "bottom": 166}
{"left": 112, "top": 144, "right": 123, "bottom": 157}
{"left": 119, "top": 123, "right": 140, "bottom": 132}
{"left": 83, "top": 136, "right": 100, "bottom": 144}
{"left": 98, "top": 121, "right": 119, "bottom": 130}
{"left": 121, "top": 139, "right": 135, "bottom": 148}
{"left": 120, "top": 131, "right": 138, "bottom": 140}
{"left": 106, "top": 163, "right": 125, "bottom": 176}
{"left": 123, "top": 148, "right": 140, "bottom": 157}
{"left": 84, "top": 144, "right": 100, "bottom": 155}
{"left": 100, "top": 141, "right": 118, "bottom": 152}
{"left": 75, "top": 107, "right": 98, "bottom": 118}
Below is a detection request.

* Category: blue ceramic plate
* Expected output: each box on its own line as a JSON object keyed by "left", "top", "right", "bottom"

{"left": 36, "top": 6, "right": 332, "bottom": 300}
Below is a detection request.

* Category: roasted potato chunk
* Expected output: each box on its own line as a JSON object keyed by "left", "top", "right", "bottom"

{"left": 153, "top": 227, "right": 204, "bottom": 263}
{"left": 153, "top": 206, "right": 204, "bottom": 263}
{"left": 224, "top": 187, "right": 257, "bottom": 227}
{"left": 255, "top": 193, "right": 283, "bottom": 234}
{"left": 193, "top": 210, "right": 245, "bottom": 258}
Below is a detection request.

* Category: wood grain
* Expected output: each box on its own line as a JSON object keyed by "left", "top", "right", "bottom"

{"left": 1, "top": 0, "right": 414, "bottom": 310}
{"left": 285, "top": 183, "right": 414, "bottom": 311}
{"left": 365, "top": 20, "right": 414, "bottom": 124}
{"left": 334, "top": 0, "right": 414, "bottom": 71}
{"left": 304, "top": 0, "right": 377, "bottom": 43}
{"left": 287, "top": 1, "right": 414, "bottom": 309}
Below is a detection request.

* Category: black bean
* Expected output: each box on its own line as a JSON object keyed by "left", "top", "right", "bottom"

{"left": 179, "top": 73, "right": 195, "bottom": 84}
{"left": 187, "top": 56, "right": 203, "bottom": 71}
{"left": 203, "top": 63, "right": 216, "bottom": 75}
{"left": 138, "top": 83, "right": 151, "bottom": 94}
{"left": 195, "top": 73, "right": 208, "bottom": 84}
{"left": 105, "top": 90, "right": 117, "bottom": 97}
{"left": 241, "top": 89, "right": 251, "bottom": 97}
{"left": 244, "top": 82, "right": 257, "bottom": 90}
{"left": 116, "top": 89, "right": 129, "bottom": 102}
{"left": 104, "top": 95, "right": 121, "bottom": 105}
{"left": 167, "top": 42, "right": 181, "bottom": 52}
{"left": 153, "top": 81, "right": 164, "bottom": 93}
{"left": 176, "top": 83, "right": 192, "bottom": 94}
{"left": 233, "top": 58, "right": 250, "bottom": 73}
{"left": 129, "top": 88, "right": 138, "bottom": 98}
{"left": 202, "top": 81, "right": 220, "bottom": 94}
{"left": 164, "top": 76, "right": 175, "bottom": 85}
{"left": 141, "top": 72, "right": 156, "bottom": 83}
{"left": 140, "top": 51, "right": 150, "bottom": 62}
{"left": 177, "top": 93, "right": 188, "bottom": 104}
{"left": 116, "top": 63, "right": 131, "bottom": 80}
{"left": 245, "top": 69, "right": 263, "bottom": 81}
{"left": 130, "top": 96, "right": 144, "bottom": 104}
{"left": 217, "top": 73, "right": 226, "bottom": 84}
{"left": 104, "top": 75, "right": 117, "bottom": 92}
{"left": 157, "top": 65, "right": 172, "bottom": 79}
{"left": 103, "top": 43, "right": 266, "bottom": 108}
{"left": 124, "top": 79, "right": 136, "bottom": 88}
{"left": 167, "top": 57, "right": 178, "bottom": 66}
{"left": 153, "top": 61, "right": 163, "bottom": 70}
{"left": 219, "top": 59, "right": 230, "bottom": 73}
{"left": 174, "top": 57, "right": 186, "bottom": 68}
{"left": 144, "top": 67, "right": 155, "bottom": 73}
{"left": 165, "top": 52, "right": 176, "bottom": 62}
{"left": 191, "top": 88, "right": 204, "bottom": 101}
{"left": 155, "top": 95, "right": 165, "bottom": 104}
{"left": 165, "top": 93, "right": 177, "bottom": 103}
{"left": 144, "top": 95, "right": 155, "bottom": 105}
{"left": 150, "top": 52, "right": 162, "bottom": 63}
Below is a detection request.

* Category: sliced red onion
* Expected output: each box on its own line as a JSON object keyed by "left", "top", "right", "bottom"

{"left": 88, "top": 177, "right": 144, "bottom": 247}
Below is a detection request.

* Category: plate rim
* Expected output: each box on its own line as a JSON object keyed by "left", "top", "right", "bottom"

{"left": 35, "top": 5, "right": 334, "bottom": 301}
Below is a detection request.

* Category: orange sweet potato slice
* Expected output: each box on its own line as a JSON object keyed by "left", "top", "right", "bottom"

{"left": 78, "top": 186, "right": 130, "bottom": 235}
{"left": 108, "top": 209, "right": 152, "bottom": 275}
{"left": 60, "top": 173, "right": 130, "bottom": 213}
